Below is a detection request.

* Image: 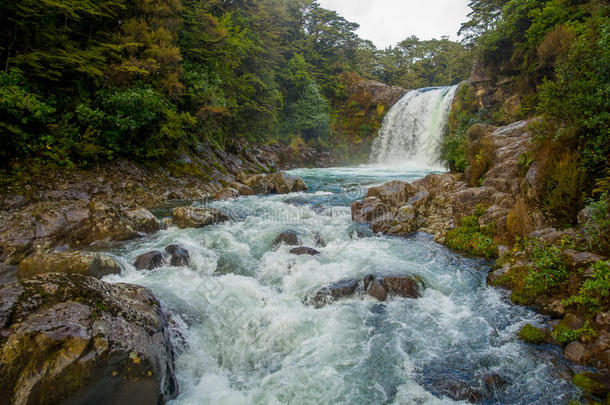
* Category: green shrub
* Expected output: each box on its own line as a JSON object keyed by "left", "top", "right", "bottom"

{"left": 564, "top": 261, "right": 610, "bottom": 314}
{"left": 523, "top": 240, "right": 568, "bottom": 296}
{"left": 517, "top": 324, "right": 548, "bottom": 344}
{"left": 445, "top": 210, "right": 497, "bottom": 259}
{"left": 582, "top": 195, "right": 610, "bottom": 255}
{"left": 553, "top": 321, "right": 597, "bottom": 346}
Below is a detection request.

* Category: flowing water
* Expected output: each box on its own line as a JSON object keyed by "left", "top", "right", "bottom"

{"left": 370, "top": 86, "right": 459, "bottom": 168}
{"left": 102, "top": 164, "right": 580, "bottom": 404}
{"left": 101, "top": 88, "right": 580, "bottom": 404}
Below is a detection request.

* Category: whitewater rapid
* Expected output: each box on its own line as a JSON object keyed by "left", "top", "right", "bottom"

{"left": 102, "top": 165, "right": 579, "bottom": 404}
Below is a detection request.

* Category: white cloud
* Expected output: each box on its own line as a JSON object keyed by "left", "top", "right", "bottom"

{"left": 317, "top": 0, "right": 471, "bottom": 49}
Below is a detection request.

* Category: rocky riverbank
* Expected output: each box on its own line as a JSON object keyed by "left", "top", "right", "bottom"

{"left": 352, "top": 119, "right": 610, "bottom": 400}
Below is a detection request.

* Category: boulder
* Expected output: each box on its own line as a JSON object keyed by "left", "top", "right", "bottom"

{"left": 17, "top": 251, "right": 121, "bottom": 280}
{"left": 125, "top": 207, "right": 160, "bottom": 234}
{"left": 213, "top": 187, "right": 240, "bottom": 200}
{"left": 273, "top": 230, "right": 300, "bottom": 247}
{"left": 365, "top": 181, "right": 415, "bottom": 206}
{"left": 289, "top": 247, "right": 320, "bottom": 256}
{"left": 562, "top": 249, "right": 605, "bottom": 270}
{"left": 384, "top": 276, "right": 421, "bottom": 298}
{"left": 134, "top": 251, "right": 168, "bottom": 270}
{"left": 307, "top": 279, "right": 359, "bottom": 308}
{"left": 0, "top": 273, "right": 178, "bottom": 405}
{"left": 245, "top": 172, "right": 307, "bottom": 195}
{"left": 367, "top": 280, "right": 388, "bottom": 301}
{"left": 171, "top": 206, "right": 229, "bottom": 229}
{"left": 564, "top": 341, "right": 587, "bottom": 363}
{"left": 228, "top": 182, "right": 254, "bottom": 196}
{"left": 165, "top": 245, "right": 190, "bottom": 267}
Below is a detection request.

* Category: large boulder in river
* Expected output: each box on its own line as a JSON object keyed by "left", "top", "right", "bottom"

{"left": 0, "top": 273, "right": 178, "bottom": 405}
{"left": 244, "top": 172, "right": 307, "bottom": 195}
{"left": 171, "top": 206, "right": 229, "bottom": 229}
{"left": 134, "top": 251, "right": 168, "bottom": 270}
{"left": 165, "top": 245, "right": 190, "bottom": 266}
{"left": 17, "top": 251, "right": 121, "bottom": 280}
{"left": 273, "top": 230, "right": 301, "bottom": 247}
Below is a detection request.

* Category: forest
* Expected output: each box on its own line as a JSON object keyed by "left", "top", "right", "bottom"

{"left": 0, "top": 0, "right": 471, "bottom": 171}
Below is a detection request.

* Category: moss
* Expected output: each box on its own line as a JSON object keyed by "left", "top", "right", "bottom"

{"left": 445, "top": 213, "right": 497, "bottom": 259}
{"left": 517, "top": 324, "right": 548, "bottom": 344}
{"left": 573, "top": 374, "right": 608, "bottom": 397}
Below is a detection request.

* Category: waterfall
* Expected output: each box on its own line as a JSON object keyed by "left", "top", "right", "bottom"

{"left": 370, "top": 85, "right": 459, "bottom": 169}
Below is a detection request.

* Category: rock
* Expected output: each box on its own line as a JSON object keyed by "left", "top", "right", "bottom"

{"left": 213, "top": 187, "right": 240, "bottom": 200}
{"left": 561, "top": 313, "right": 586, "bottom": 331}
{"left": 348, "top": 223, "right": 373, "bottom": 239}
{"left": 228, "top": 182, "right": 254, "bottom": 196}
{"left": 534, "top": 296, "right": 566, "bottom": 318}
{"left": 171, "top": 206, "right": 229, "bottom": 229}
{"left": 384, "top": 276, "right": 420, "bottom": 298}
{"left": 18, "top": 251, "right": 121, "bottom": 280}
{"left": 0, "top": 273, "right": 178, "bottom": 405}
{"left": 562, "top": 249, "right": 605, "bottom": 270}
{"left": 367, "top": 280, "right": 388, "bottom": 301}
{"left": 273, "top": 230, "right": 300, "bottom": 247}
{"left": 596, "top": 312, "right": 610, "bottom": 327}
{"left": 307, "top": 279, "right": 359, "bottom": 308}
{"left": 481, "top": 373, "right": 508, "bottom": 392}
{"left": 432, "top": 379, "right": 483, "bottom": 403}
{"left": 125, "top": 207, "right": 160, "bottom": 233}
{"left": 289, "top": 247, "right": 320, "bottom": 256}
{"left": 365, "top": 181, "right": 415, "bottom": 206}
{"left": 165, "top": 245, "right": 190, "bottom": 266}
{"left": 246, "top": 172, "right": 307, "bottom": 195}
{"left": 564, "top": 341, "right": 587, "bottom": 363}
{"left": 572, "top": 373, "right": 610, "bottom": 397}
{"left": 134, "top": 251, "right": 168, "bottom": 270}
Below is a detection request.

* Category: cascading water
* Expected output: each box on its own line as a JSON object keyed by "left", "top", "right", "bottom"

{"left": 371, "top": 86, "right": 459, "bottom": 169}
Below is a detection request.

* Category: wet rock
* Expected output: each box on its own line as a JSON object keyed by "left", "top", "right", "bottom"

{"left": 171, "top": 206, "right": 229, "bottom": 229}
{"left": 573, "top": 373, "right": 610, "bottom": 397}
{"left": 433, "top": 379, "right": 484, "bottom": 403}
{"left": 17, "top": 251, "right": 121, "bottom": 280}
{"left": 384, "top": 276, "right": 420, "bottom": 298}
{"left": 273, "top": 230, "right": 300, "bottom": 247}
{"left": 213, "top": 187, "right": 240, "bottom": 200}
{"left": 313, "top": 233, "right": 327, "bottom": 247}
{"left": 348, "top": 223, "right": 373, "bottom": 239}
{"left": 564, "top": 341, "right": 587, "bottom": 362}
{"left": 534, "top": 295, "right": 566, "bottom": 318}
{"left": 367, "top": 280, "right": 388, "bottom": 301}
{"left": 289, "top": 247, "right": 320, "bottom": 256}
{"left": 134, "top": 251, "right": 168, "bottom": 270}
{"left": 0, "top": 273, "right": 178, "bottom": 405}
{"left": 165, "top": 245, "right": 190, "bottom": 266}
{"left": 307, "top": 279, "right": 359, "bottom": 308}
{"left": 481, "top": 373, "right": 509, "bottom": 392}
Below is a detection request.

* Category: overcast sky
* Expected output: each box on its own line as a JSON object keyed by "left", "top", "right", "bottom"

{"left": 317, "top": 0, "right": 471, "bottom": 49}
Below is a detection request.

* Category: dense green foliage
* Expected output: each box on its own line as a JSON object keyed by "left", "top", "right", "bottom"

{"left": 453, "top": 0, "right": 610, "bottom": 225}
{"left": 583, "top": 194, "right": 610, "bottom": 255}
{"left": 0, "top": 0, "right": 472, "bottom": 170}
{"left": 523, "top": 240, "right": 568, "bottom": 295}
{"left": 564, "top": 261, "right": 610, "bottom": 314}
{"left": 445, "top": 206, "right": 497, "bottom": 258}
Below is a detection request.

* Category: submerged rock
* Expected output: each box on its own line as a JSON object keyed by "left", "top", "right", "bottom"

{"left": 17, "top": 251, "right": 121, "bottom": 280}
{"left": 171, "top": 206, "right": 229, "bottom": 229}
{"left": 307, "top": 279, "right": 360, "bottom": 308}
{"left": 0, "top": 273, "right": 178, "bottom": 405}
{"left": 289, "top": 247, "right": 320, "bottom": 256}
{"left": 273, "top": 230, "right": 300, "bottom": 247}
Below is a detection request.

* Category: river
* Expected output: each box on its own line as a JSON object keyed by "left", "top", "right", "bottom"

{"left": 103, "top": 164, "right": 579, "bottom": 404}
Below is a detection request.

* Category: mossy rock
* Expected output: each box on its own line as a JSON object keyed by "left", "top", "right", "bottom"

{"left": 573, "top": 373, "right": 609, "bottom": 397}
{"left": 517, "top": 323, "right": 548, "bottom": 344}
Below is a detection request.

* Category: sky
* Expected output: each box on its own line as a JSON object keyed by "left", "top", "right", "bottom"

{"left": 317, "top": 0, "right": 472, "bottom": 49}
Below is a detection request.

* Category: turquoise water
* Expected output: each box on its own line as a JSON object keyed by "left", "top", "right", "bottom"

{"left": 104, "top": 165, "right": 579, "bottom": 404}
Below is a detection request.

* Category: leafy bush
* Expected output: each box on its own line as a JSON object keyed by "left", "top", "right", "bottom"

{"left": 467, "top": 136, "right": 496, "bottom": 186}
{"left": 553, "top": 321, "right": 597, "bottom": 346}
{"left": 582, "top": 194, "right": 610, "bottom": 255}
{"left": 523, "top": 240, "right": 568, "bottom": 296}
{"left": 445, "top": 209, "right": 497, "bottom": 259}
{"left": 563, "top": 261, "right": 610, "bottom": 314}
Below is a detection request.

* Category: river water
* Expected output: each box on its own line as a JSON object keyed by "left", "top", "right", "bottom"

{"left": 104, "top": 164, "right": 580, "bottom": 404}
